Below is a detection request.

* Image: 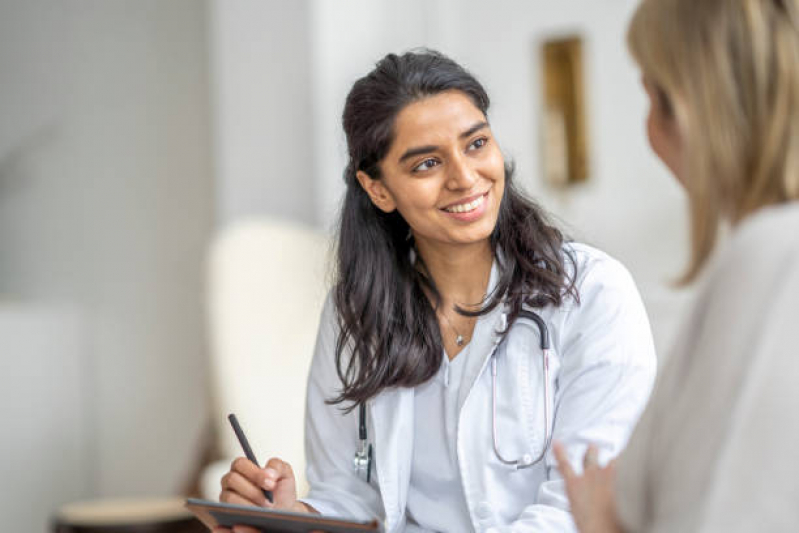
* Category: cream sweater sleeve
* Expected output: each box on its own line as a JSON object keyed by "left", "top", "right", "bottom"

{"left": 616, "top": 205, "right": 799, "bottom": 533}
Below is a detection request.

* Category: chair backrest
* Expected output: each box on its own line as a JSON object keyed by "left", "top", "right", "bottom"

{"left": 207, "top": 218, "right": 330, "bottom": 493}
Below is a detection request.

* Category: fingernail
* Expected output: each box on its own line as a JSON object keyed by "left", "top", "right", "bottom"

{"left": 265, "top": 468, "right": 277, "bottom": 479}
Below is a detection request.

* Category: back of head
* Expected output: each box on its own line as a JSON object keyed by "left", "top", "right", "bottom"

{"left": 628, "top": 0, "right": 799, "bottom": 281}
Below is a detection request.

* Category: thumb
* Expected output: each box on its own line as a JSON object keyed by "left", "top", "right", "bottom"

{"left": 263, "top": 457, "right": 295, "bottom": 483}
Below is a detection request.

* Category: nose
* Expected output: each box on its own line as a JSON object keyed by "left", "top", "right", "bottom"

{"left": 446, "top": 153, "right": 478, "bottom": 190}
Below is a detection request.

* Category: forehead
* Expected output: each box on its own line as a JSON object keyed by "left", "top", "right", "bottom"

{"left": 388, "top": 91, "right": 486, "bottom": 153}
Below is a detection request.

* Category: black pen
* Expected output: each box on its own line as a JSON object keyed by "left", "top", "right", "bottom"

{"left": 228, "top": 413, "right": 274, "bottom": 503}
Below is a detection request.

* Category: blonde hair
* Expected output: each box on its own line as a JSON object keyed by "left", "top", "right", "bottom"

{"left": 628, "top": 0, "right": 799, "bottom": 282}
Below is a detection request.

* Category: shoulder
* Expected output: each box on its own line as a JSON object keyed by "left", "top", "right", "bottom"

{"left": 707, "top": 204, "right": 799, "bottom": 292}
{"left": 550, "top": 242, "right": 656, "bottom": 384}
{"left": 694, "top": 204, "right": 799, "bottom": 333}
{"left": 554, "top": 242, "right": 654, "bottom": 364}
{"left": 726, "top": 203, "right": 799, "bottom": 268}
{"left": 562, "top": 242, "right": 641, "bottom": 306}
{"left": 309, "top": 290, "right": 343, "bottom": 377}
{"left": 319, "top": 290, "right": 338, "bottom": 329}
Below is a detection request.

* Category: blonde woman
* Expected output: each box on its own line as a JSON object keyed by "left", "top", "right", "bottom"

{"left": 554, "top": 0, "right": 799, "bottom": 531}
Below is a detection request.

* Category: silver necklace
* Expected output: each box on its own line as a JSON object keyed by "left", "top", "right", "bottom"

{"left": 440, "top": 309, "right": 466, "bottom": 347}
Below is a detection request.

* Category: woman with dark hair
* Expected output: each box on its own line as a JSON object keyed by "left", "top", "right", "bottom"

{"left": 217, "top": 50, "right": 656, "bottom": 532}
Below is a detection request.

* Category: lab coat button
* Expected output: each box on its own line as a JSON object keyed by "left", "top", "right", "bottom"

{"left": 476, "top": 501, "right": 492, "bottom": 519}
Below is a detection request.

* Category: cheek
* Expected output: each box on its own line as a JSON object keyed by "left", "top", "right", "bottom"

{"left": 646, "top": 108, "right": 663, "bottom": 159}
{"left": 646, "top": 110, "right": 685, "bottom": 184}
{"left": 482, "top": 148, "right": 506, "bottom": 191}
{"left": 388, "top": 181, "right": 442, "bottom": 228}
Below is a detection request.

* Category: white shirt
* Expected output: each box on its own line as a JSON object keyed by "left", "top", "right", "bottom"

{"left": 616, "top": 203, "right": 799, "bottom": 532}
{"left": 406, "top": 349, "right": 473, "bottom": 532}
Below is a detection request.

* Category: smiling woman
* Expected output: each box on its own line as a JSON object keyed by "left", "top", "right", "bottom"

{"left": 214, "top": 50, "right": 657, "bottom": 533}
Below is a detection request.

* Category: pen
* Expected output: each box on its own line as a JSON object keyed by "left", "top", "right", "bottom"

{"left": 228, "top": 413, "right": 274, "bottom": 504}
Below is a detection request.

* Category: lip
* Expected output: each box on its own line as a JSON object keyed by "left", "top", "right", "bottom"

{"left": 440, "top": 190, "right": 489, "bottom": 211}
{"left": 440, "top": 190, "right": 490, "bottom": 223}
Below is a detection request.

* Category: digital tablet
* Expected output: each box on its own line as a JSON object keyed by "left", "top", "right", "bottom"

{"left": 185, "top": 498, "right": 383, "bottom": 532}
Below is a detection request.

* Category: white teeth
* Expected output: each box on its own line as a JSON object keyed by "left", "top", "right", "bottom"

{"left": 445, "top": 194, "right": 485, "bottom": 213}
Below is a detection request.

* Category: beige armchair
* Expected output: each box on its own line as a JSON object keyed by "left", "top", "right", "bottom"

{"left": 200, "top": 217, "right": 330, "bottom": 500}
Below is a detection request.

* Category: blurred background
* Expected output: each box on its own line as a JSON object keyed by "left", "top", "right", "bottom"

{"left": 1, "top": 0, "right": 691, "bottom": 530}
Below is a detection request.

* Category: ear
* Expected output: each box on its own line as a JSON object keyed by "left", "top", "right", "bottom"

{"left": 356, "top": 170, "right": 397, "bottom": 213}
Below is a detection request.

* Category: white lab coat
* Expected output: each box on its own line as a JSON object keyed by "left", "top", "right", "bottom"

{"left": 300, "top": 244, "right": 657, "bottom": 532}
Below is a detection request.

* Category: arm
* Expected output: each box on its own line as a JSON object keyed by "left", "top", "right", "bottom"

{"left": 489, "top": 250, "right": 657, "bottom": 532}
{"left": 297, "top": 295, "right": 385, "bottom": 521}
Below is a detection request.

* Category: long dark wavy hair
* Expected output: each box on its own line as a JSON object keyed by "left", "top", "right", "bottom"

{"left": 331, "top": 50, "right": 578, "bottom": 409}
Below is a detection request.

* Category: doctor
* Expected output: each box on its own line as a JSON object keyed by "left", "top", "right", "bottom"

{"left": 216, "top": 50, "right": 656, "bottom": 532}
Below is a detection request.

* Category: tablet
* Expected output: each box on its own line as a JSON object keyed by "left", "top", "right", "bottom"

{"left": 185, "top": 498, "right": 383, "bottom": 532}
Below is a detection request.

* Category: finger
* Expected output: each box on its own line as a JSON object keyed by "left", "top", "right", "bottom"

{"left": 212, "top": 528, "right": 231, "bottom": 533}
{"left": 583, "top": 444, "right": 599, "bottom": 471}
{"left": 264, "top": 457, "right": 295, "bottom": 482}
{"left": 221, "top": 471, "right": 269, "bottom": 506}
{"left": 220, "top": 489, "right": 264, "bottom": 508}
{"left": 552, "top": 441, "right": 575, "bottom": 481}
{"left": 231, "top": 456, "right": 266, "bottom": 485}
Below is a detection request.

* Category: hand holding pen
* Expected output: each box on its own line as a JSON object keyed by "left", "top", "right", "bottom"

{"left": 219, "top": 414, "right": 313, "bottom": 514}
{"left": 227, "top": 413, "right": 273, "bottom": 504}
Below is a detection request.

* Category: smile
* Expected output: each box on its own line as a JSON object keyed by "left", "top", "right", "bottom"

{"left": 442, "top": 192, "right": 487, "bottom": 214}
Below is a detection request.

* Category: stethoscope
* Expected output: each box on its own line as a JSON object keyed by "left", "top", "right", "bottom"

{"left": 354, "top": 309, "right": 551, "bottom": 480}
{"left": 353, "top": 402, "right": 374, "bottom": 482}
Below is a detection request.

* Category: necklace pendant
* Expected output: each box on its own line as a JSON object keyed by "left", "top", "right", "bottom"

{"left": 456, "top": 334, "right": 465, "bottom": 347}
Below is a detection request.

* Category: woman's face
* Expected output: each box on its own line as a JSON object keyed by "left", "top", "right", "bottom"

{"left": 357, "top": 90, "right": 506, "bottom": 252}
{"left": 643, "top": 76, "right": 685, "bottom": 184}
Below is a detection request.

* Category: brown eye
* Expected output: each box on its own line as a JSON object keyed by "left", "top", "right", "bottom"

{"left": 413, "top": 158, "right": 440, "bottom": 172}
{"left": 468, "top": 137, "right": 488, "bottom": 151}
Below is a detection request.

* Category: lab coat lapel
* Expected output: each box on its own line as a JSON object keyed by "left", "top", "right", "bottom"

{"left": 370, "top": 385, "right": 414, "bottom": 532}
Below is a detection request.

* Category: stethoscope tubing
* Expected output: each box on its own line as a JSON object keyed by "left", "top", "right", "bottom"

{"left": 354, "top": 309, "right": 552, "bottom": 478}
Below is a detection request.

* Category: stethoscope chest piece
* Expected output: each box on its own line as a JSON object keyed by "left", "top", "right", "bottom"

{"left": 354, "top": 403, "right": 373, "bottom": 482}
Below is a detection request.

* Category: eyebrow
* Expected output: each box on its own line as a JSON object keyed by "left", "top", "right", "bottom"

{"left": 397, "top": 120, "right": 490, "bottom": 164}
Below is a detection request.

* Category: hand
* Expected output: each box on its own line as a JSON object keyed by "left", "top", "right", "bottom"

{"left": 219, "top": 456, "right": 308, "bottom": 512}
{"left": 553, "top": 442, "right": 622, "bottom": 533}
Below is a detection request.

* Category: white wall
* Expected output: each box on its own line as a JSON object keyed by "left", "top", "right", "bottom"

{"left": 210, "top": 0, "right": 316, "bottom": 226}
{"left": 0, "top": 0, "right": 214, "bottom": 528}
{"left": 309, "top": 0, "right": 430, "bottom": 228}
{"left": 0, "top": 306, "right": 89, "bottom": 532}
